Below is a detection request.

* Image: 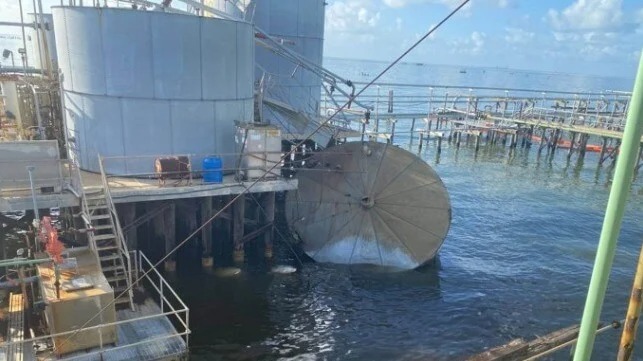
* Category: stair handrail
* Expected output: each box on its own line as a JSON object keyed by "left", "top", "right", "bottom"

{"left": 70, "top": 160, "right": 97, "bottom": 254}
{"left": 98, "top": 155, "right": 135, "bottom": 310}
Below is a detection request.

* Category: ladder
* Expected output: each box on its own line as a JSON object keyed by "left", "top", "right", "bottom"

{"left": 82, "top": 188, "right": 135, "bottom": 310}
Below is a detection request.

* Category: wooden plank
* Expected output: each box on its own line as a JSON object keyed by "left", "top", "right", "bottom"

{"left": 467, "top": 339, "right": 529, "bottom": 361}
{"left": 467, "top": 324, "right": 583, "bottom": 361}
{"left": 7, "top": 292, "right": 24, "bottom": 361}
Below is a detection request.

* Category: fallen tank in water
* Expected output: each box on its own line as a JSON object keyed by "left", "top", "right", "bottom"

{"left": 286, "top": 141, "right": 451, "bottom": 269}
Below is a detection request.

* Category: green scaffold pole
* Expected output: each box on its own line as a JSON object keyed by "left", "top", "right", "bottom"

{"left": 573, "top": 51, "right": 643, "bottom": 361}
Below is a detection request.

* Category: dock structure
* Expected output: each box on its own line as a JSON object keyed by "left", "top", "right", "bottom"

{"left": 323, "top": 83, "right": 642, "bottom": 170}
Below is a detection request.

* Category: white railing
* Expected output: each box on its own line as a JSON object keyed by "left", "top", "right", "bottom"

{"left": 322, "top": 83, "right": 632, "bottom": 132}
{"left": 98, "top": 156, "right": 135, "bottom": 310}
{"left": 70, "top": 160, "right": 101, "bottom": 261}
{"left": 99, "top": 151, "right": 287, "bottom": 183}
{"left": 137, "top": 251, "right": 190, "bottom": 346}
{"left": 0, "top": 158, "right": 79, "bottom": 196}
{"left": 0, "top": 251, "right": 189, "bottom": 360}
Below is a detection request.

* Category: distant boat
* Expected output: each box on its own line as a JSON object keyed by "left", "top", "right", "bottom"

{"left": 459, "top": 69, "right": 467, "bottom": 74}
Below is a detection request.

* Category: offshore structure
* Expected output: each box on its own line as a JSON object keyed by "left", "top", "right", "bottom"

{"left": 0, "top": 0, "right": 638, "bottom": 360}
{"left": 0, "top": 0, "right": 452, "bottom": 359}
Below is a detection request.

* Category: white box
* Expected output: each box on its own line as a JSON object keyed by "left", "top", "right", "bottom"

{"left": 235, "top": 123, "right": 282, "bottom": 180}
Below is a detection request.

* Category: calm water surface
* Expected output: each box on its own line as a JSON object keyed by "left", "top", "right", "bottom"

{"left": 180, "top": 60, "right": 642, "bottom": 360}
{"left": 3, "top": 59, "right": 641, "bottom": 360}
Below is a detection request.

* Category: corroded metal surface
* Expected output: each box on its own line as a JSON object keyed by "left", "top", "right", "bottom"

{"left": 286, "top": 141, "right": 451, "bottom": 269}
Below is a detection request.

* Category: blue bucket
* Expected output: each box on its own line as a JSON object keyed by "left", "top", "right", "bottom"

{"left": 202, "top": 156, "right": 223, "bottom": 184}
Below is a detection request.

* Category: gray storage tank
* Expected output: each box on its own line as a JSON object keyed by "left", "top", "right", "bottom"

{"left": 252, "top": 0, "right": 325, "bottom": 129}
{"left": 211, "top": 0, "right": 325, "bottom": 138}
{"left": 53, "top": 6, "right": 254, "bottom": 174}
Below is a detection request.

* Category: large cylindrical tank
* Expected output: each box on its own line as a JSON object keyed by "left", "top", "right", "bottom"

{"left": 252, "top": 0, "right": 325, "bottom": 130}
{"left": 52, "top": 7, "right": 254, "bottom": 174}
{"left": 211, "top": 0, "right": 325, "bottom": 134}
{"left": 27, "top": 13, "right": 58, "bottom": 71}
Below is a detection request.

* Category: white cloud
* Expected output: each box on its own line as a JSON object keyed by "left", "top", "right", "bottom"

{"left": 382, "top": 0, "right": 471, "bottom": 11}
{"left": 547, "top": 0, "right": 623, "bottom": 31}
{"left": 504, "top": 27, "right": 535, "bottom": 44}
{"left": 326, "top": 0, "right": 381, "bottom": 33}
{"left": 449, "top": 31, "right": 486, "bottom": 55}
{"left": 395, "top": 17, "right": 403, "bottom": 31}
{"left": 470, "top": 31, "right": 486, "bottom": 53}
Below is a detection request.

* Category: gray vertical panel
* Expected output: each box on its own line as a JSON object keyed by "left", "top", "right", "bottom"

{"left": 151, "top": 13, "right": 202, "bottom": 99}
{"left": 214, "top": 100, "right": 243, "bottom": 168}
{"left": 242, "top": 99, "right": 254, "bottom": 124}
{"left": 236, "top": 22, "right": 254, "bottom": 99}
{"left": 64, "top": 7, "right": 106, "bottom": 94}
{"left": 170, "top": 100, "right": 216, "bottom": 171}
{"left": 83, "top": 95, "right": 125, "bottom": 173}
{"left": 201, "top": 19, "right": 237, "bottom": 100}
{"left": 52, "top": 9, "right": 71, "bottom": 89}
{"left": 297, "top": 0, "right": 316, "bottom": 38}
{"left": 102, "top": 9, "right": 154, "bottom": 98}
{"left": 42, "top": 14, "right": 59, "bottom": 70}
{"left": 269, "top": 0, "right": 297, "bottom": 36}
{"left": 121, "top": 99, "right": 172, "bottom": 174}
{"left": 63, "top": 92, "right": 81, "bottom": 165}
{"left": 253, "top": 0, "right": 271, "bottom": 32}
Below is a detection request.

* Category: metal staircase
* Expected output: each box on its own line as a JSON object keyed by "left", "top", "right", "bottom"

{"left": 75, "top": 158, "right": 135, "bottom": 310}
{"left": 82, "top": 189, "right": 134, "bottom": 309}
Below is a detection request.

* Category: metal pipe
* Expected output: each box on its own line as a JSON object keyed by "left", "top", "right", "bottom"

{"left": 37, "top": 0, "right": 53, "bottom": 77}
{"left": 617, "top": 243, "right": 643, "bottom": 361}
{"left": 26, "top": 165, "right": 40, "bottom": 224}
{"left": 0, "top": 21, "right": 35, "bottom": 27}
{"left": 0, "top": 257, "right": 50, "bottom": 268}
{"left": 32, "top": 0, "right": 45, "bottom": 75}
{"left": 0, "top": 275, "right": 38, "bottom": 289}
{"left": 18, "top": 0, "right": 29, "bottom": 73}
{"left": 573, "top": 51, "right": 643, "bottom": 361}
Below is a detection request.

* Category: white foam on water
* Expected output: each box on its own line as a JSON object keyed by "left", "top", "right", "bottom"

{"left": 271, "top": 265, "right": 297, "bottom": 274}
{"left": 310, "top": 237, "right": 419, "bottom": 269}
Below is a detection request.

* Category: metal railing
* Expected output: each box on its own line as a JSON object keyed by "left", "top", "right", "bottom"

{"left": 319, "top": 83, "right": 634, "bottom": 145}
{"left": 0, "top": 158, "right": 81, "bottom": 196}
{"left": 99, "top": 151, "right": 286, "bottom": 184}
{"left": 0, "top": 250, "right": 189, "bottom": 360}
{"left": 98, "top": 156, "right": 135, "bottom": 310}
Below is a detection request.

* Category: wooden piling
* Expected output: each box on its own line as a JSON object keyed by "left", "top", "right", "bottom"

{"left": 475, "top": 133, "right": 481, "bottom": 153}
{"left": 617, "top": 243, "right": 643, "bottom": 361}
{"left": 510, "top": 133, "right": 517, "bottom": 149}
{"left": 200, "top": 197, "right": 214, "bottom": 268}
{"left": 119, "top": 203, "right": 137, "bottom": 250}
{"left": 538, "top": 128, "right": 546, "bottom": 154}
{"left": 162, "top": 202, "right": 176, "bottom": 272}
{"left": 233, "top": 194, "right": 245, "bottom": 265}
{"left": 578, "top": 134, "right": 589, "bottom": 162}
{"left": 437, "top": 136, "right": 443, "bottom": 154}
{"left": 262, "top": 192, "right": 276, "bottom": 259}
{"left": 409, "top": 118, "right": 416, "bottom": 148}
{"left": 599, "top": 137, "right": 609, "bottom": 165}
{"left": 567, "top": 132, "right": 577, "bottom": 160}
{"left": 456, "top": 131, "right": 461, "bottom": 148}
{"left": 418, "top": 132, "right": 424, "bottom": 153}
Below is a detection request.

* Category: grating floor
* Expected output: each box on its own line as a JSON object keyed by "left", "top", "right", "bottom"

{"left": 38, "top": 299, "right": 187, "bottom": 361}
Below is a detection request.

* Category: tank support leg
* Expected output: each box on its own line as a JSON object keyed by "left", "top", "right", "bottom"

{"left": 161, "top": 202, "right": 176, "bottom": 273}
{"left": 263, "top": 192, "right": 276, "bottom": 259}
{"left": 119, "top": 203, "right": 137, "bottom": 251}
{"left": 201, "top": 197, "right": 213, "bottom": 268}
{"left": 233, "top": 195, "right": 245, "bottom": 265}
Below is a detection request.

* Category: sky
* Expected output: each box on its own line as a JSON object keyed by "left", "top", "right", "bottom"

{"left": 0, "top": 0, "right": 641, "bottom": 78}
{"left": 324, "top": 0, "right": 643, "bottom": 78}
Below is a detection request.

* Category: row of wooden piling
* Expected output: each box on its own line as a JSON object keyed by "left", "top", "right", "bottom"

{"left": 116, "top": 192, "right": 277, "bottom": 272}
{"left": 407, "top": 117, "right": 641, "bottom": 170}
